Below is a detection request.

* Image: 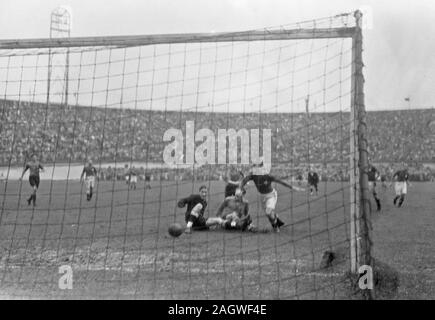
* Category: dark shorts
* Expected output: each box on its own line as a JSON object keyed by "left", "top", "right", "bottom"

{"left": 185, "top": 213, "right": 208, "bottom": 230}
{"left": 29, "top": 175, "right": 40, "bottom": 188}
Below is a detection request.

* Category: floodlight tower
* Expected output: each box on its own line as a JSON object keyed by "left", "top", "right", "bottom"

{"left": 47, "top": 7, "right": 72, "bottom": 107}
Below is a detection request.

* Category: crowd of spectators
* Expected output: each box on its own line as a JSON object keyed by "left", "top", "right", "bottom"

{"left": 1, "top": 99, "right": 434, "bottom": 181}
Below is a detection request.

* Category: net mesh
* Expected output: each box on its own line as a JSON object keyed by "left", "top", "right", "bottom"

{"left": 0, "top": 12, "right": 366, "bottom": 299}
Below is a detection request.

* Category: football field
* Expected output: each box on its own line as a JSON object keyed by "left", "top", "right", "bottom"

{"left": 0, "top": 180, "right": 433, "bottom": 299}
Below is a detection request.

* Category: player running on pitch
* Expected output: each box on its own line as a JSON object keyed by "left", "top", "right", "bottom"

{"left": 178, "top": 185, "right": 223, "bottom": 234}
{"left": 240, "top": 160, "right": 305, "bottom": 232}
{"left": 215, "top": 187, "right": 255, "bottom": 232}
{"left": 19, "top": 153, "right": 44, "bottom": 207}
{"left": 307, "top": 169, "right": 320, "bottom": 196}
{"left": 367, "top": 163, "right": 382, "bottom": 211}
{"left": 80, "top": 160, "right": 98, "bottom": 201}
{"left": 392, "top": 164, "right": 410, "bottom": 208}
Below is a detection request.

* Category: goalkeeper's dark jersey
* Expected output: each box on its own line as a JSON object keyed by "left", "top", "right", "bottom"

{"left": 178, "top": 194, "right": 207, "bottom": 220}
{"left": 241, "top": 174, "right": 275, "bottom": 194}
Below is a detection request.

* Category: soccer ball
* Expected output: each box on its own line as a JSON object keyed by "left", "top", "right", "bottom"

{"left": 168, "top": 223, "right": 183, "bottom": 237}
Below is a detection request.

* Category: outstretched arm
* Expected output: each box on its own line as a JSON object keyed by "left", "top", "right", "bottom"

{"left": 80, "top": 168, "right": 85, "bottom": 182}
{"left": 273, "top": 176, "right": 304, "bottom": 191}
{"left": 177, "top": 195, "right": 194, "bottom": 208}
{"left": 239, "top": 174, "right": 253, "bottom": 190}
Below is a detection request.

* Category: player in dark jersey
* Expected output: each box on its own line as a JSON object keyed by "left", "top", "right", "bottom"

{"left": 367, "top": 164, "right": 381, "bottom": 211}
{"left": 392, "top": 166, "right": 410, "bottom": 207}
{"left": 178, "top": 185, "right": 218, "bottom": 234}
{"left": 144, "top": 172, "right": 152, "bottom": 190}
{"left": 80, "top": 160, "right": 98, "bottom": 201}
{"left": 240, "top": 161, "right": 304, "bottom": 232}
{"left": 215, "top": 188, "right": 254, "bottom": 232}
{"left": 20, "top": 154, "right": 44, "bottom": 206}
{"left": 307, "top": 170, "right": 320, "bottom": 196}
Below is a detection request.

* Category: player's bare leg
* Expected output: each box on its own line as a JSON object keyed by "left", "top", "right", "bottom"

{"left": 398, "top": 194, "right": 405, "bottom": 207}
{"left": 206, "top": 217, "right": 225, "bottom": 228}
{"left": 393, "top": 195, "right": 400, "bottom": 206}
{"left": 373, "top": 191, "right": 381, "bottom": 211}
{"left": 31, "top": 186, "right": 37, "bottom": 206}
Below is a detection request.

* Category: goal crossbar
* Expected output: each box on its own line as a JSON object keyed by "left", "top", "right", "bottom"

{"left": 0, "top": 27, "right": 355, "bottom": 50}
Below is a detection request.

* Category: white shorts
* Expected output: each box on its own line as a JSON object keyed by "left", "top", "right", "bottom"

{"left": 394, "top": 182, "right": 407, "bottom": 195}
{"left": 262, "top": 189, "right": 278, "bottom": 211}
{"left": 86, "top": 176, "right": 95, "bottom": 190}
{"left": 130, "top": 176, "right": 137, "bottom": 183}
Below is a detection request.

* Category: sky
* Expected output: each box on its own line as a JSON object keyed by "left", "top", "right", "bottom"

{"left": 0, "top": 0, "right": 434, "bottom": 111}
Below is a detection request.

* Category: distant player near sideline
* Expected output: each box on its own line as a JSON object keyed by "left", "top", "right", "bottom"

{"left": 215, "top": 188, "right": 255, "bottom": 232}
{"left": 307, "top": 169, "right": 320, "bottom": 195}
{"left": 178, "top": 185, "right": 222, "bottom": 234}
{"left": 392, "top": 165, "right": 410, "bottom": 208}
{"left": 80, "top": 160, "right": 98, "bottom": 201}
{"left": 126, "top": 166, "right": 138, "bottom": 190}
{"left": 367, "top": 164, "right": 381, "bottom": 211}
{"left": 240, "top": 161, "right": 305, "bottom": 232}
{"left": 19, "top": 154, "right": 44, "bottom": 207}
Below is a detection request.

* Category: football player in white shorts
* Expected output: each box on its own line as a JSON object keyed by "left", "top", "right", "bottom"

{"left": 392, "top": 165, "right": 410, "bottom": 208}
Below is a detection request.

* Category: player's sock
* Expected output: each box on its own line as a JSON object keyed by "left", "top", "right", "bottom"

{"left": 32, "top": 194, "right": 36, "bottom": 206}
{"left": 185, "top": 221, "right": 193, "bottom": 233}
{"left": 393, "top": 196, "right": 399, "bottom": 206}
{"left": 27, "top": 196, "right": 32, "bottom": 205}
{"left": 398, "top": 195, "right": 405, "bottom": 207}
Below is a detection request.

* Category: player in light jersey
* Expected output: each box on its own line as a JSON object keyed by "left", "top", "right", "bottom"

{"left": 80, "top": 160, "right": 98, "bottom": 201}
{"left": 240, "top": 161, "right": 304, "bottom": 232}
{"left": 215, "top": 188, "right": 255, "bottom": 232}
{"left": 20, "top": 154, "right": 44, "bottom": 207}
{"left": 392, "top": 164, "right": 410, "bottom": 208}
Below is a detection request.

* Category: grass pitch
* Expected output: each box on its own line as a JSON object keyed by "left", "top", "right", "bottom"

{"left": 0, "top": 179, "right": 433, "bottom": 299}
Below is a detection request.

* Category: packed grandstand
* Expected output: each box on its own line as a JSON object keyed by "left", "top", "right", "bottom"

{"left": 1, "top": 99, "right": 434, "bottom": 181}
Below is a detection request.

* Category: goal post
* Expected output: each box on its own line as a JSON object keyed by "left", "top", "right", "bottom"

{"left": 0, "top": 10, "right": 372, "bottom": 299}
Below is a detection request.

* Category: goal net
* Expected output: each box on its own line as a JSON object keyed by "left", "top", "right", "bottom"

{"left": 0, "top": 11, "right": 372, "bottom": 299}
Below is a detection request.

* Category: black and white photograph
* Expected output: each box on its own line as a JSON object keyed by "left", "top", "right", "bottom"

{"left": 0, "top": 0, "right": 434, "bottom": 302}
